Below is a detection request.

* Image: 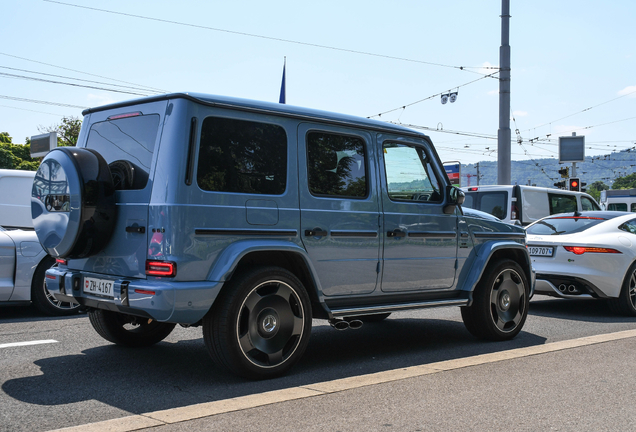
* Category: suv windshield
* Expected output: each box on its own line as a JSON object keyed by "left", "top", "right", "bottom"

{"left": 526, "top": 216, "right": 607, "bottom": 235}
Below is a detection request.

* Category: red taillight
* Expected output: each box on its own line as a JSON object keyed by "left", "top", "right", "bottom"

{"left": 56, "top": 258, "right": 67, "bottom": 265}
{"left": 145, "top": 260, "right": 177, "bottom": 277}
{"left": 563, "top": 246, "right": 621, "bottom": 255}
{"left": 468, "top": 187, "right": 478, "bottom": 191}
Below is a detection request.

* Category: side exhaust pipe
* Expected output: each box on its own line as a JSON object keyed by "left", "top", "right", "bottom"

{"left": 329, "top": 319, "right": 349, "bottom": 330}
{"left": 558, "top": 284, "right": 567, "bottom": 293}
{"left": 348, "top": 319, "right": 363, "bottom": 330}
{"left": 568, "top": 285, "right": 577, "bottom": 293}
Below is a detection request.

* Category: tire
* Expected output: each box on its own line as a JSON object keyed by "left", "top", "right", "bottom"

{"left": 31, "top": 256, "right": 81, "bottom": 316}
{"left": 608, "top": 262, "right": 636, "bottom": 316}
{"left": 32, "top": 147, "right": 116, "bottom": 259}
{"left": 461, "top": 259, "right": 529, "bottom": 341}
{"left": 88, "top": 309, "right": 175, "bottom": 347}
{"left": 357, "top": 313, "right": 391, "bottom": 323}
{"left": 203, "top": 266, "right": 312, "bottom": 380}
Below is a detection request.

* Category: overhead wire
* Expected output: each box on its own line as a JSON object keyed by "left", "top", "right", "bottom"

{"left": 0, "top": 95, "right": 88, "bottom": 109}
{"left": 43, "top": 0, "right": 496, "bottom": 74}
{"left": 0, "top": 52, "right": 165, "bottom": 93}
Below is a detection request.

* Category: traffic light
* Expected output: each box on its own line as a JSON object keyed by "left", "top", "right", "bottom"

{"left": 569, "top": 177, "right": 580, "bottom": 192}
{"left": 558, "top": 167, "right": 569, "bottom": 178}
{"left": 581, "top": 181, "right": 587, "bottom": 193}
{"left": 553, "top": 180, "right": 566, "bottom": 189}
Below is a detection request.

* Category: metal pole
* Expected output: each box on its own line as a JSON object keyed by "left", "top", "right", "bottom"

{"left": 497, "top": 0, "right": 511, "bottom": 185}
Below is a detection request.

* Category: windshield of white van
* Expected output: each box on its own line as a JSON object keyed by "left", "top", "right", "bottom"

{"left": 85, "top": 114, "right": 160, "bottom": 190}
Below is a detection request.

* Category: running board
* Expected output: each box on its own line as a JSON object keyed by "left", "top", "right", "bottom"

{"left": 330, "top": 298, "right": 470, "bottom": 318}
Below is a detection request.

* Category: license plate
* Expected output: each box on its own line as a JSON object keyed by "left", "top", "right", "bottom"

{"left": 529, "top": 246, "right": 554, "bottom": 257}
{"left": 83, "top": 277, "right": 114, "bottom": 298}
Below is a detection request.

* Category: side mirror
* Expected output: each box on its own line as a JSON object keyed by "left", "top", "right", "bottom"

{"left": 443, "top": 186, "right": 464, "bottom": 214}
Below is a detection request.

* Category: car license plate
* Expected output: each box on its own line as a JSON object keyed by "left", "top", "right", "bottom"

{"left": 83, "top": 277, "right": 114, "bottom": 298}
{"left": 528, "top": 246, "right": 554, "bottom": 257}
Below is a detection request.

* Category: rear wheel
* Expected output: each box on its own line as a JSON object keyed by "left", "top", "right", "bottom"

{"left": 608, "top": 262, "right": 636, "bottom": 316}
{"left": 31, "top": 256, "right": 81, "bottom": 316}
{"left": 203, "top": 267, "right": 312, "bottom": 379}
{"left": 88, "top": 309, "right": 175, "bottom": 347}
{"left": 461, "top": 259, "right": 529, "bottom": 341}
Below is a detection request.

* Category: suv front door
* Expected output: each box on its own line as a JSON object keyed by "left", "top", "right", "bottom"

{"left": 379, "top": 136, "right": 458, "bottom": 292}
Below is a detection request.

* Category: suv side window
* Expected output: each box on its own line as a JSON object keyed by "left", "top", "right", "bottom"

{"left": 306, "top": 131, "right": 367, "bottom": 198}
{"left": 197, "top": 116, "right": 287, "bottom": 195}
{"left": 548, "top": 193, "right": 577, "bottom": 214}
{"left": 382, "top": 143, "right": 441, "bottom": 202}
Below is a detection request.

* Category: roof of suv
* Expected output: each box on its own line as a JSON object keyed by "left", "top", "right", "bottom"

{"left": 83, "top": 92, "right": 427, "bottom": 139}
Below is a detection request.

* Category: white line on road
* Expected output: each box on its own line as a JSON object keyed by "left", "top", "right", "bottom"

{"left": 0, "top": 339, "right": 58, "bottom": 349}
{"left": 51, "top": 329, "right": 636, "bottom": 432}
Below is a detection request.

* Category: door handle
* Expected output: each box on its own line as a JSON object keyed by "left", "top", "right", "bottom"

{"left": 305, "top": 229, "right": 328, "bottom": 237}
{"left": 387, "top": 229, "right": 406, "bottom": 238}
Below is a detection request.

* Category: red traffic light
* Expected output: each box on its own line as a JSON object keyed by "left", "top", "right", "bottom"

{"left": 569, "top": 178, "right": 580, "bottom": 191}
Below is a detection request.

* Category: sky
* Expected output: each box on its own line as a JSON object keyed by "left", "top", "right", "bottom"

{"left": 1, "top": 0, "right": 635, "bottom": 167}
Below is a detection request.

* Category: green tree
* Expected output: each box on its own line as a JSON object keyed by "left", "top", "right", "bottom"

{"left": 587, "top": 180, "right": 609, "bottom": 202}
{"left": 0, "top": 132, "right": 39, "bottom": 170}
{"left": 612, "top": 173, "right": 636, "bottom": 190}
{"left": 38, "top": 116, "right": 81, "bottom": 146}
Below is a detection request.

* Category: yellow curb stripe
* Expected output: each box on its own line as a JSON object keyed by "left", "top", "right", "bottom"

{"left": 50, "top": 328, "right": 636, "bottom": 432}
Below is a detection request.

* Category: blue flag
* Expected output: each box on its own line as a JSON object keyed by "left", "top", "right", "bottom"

{"left": 279, "top": 58, "right": 286, "bottom": 104}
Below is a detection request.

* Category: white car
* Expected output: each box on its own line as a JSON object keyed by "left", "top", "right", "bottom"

{"left": 526, "top": 211, "right": 636, "bottom": 315}
{"left": 0, "top": 225, "right": 80, "bottom": 316}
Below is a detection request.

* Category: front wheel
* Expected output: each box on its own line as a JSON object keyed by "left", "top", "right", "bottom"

{"left": 88, "top": 309, "right": 176, "bottom": 347}
{"left": 461, "top": 259, "right": 529, "bottom": 341}
{"left": 608, "top": 262, "right": 636, "bottom": 316}
{"left": 203, "top": 267, "right": 312, "bottom": 380}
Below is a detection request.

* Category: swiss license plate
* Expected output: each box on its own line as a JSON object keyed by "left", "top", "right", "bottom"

{"left": 529, "top": 246, "right": 554, "bottom": 257}
{"left": 83, "top": 277, "right": 114, "bottom": 298}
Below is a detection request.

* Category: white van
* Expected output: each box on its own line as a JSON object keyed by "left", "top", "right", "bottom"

{"left": 0, "top": 169, "right": 36, "bottom": 229}
{"left": 461, "top": 185, "right": 600, "bottom": 226}
{"left": 600, "top": 189, "right": 636, "bottom": 212}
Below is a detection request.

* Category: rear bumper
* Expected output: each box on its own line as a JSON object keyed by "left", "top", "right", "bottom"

{"left": 45, "top": 267, "right": 222, "bottom": 324}
{"left": 534, "top": 274, "right": 608, "bottom": 299}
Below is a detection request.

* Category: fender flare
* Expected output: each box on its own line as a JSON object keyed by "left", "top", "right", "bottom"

{"left": 456, "top": 240, "right": 533, "bottom": 298}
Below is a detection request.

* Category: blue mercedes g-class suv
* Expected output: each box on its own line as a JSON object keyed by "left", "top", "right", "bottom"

{"left": 32, "top": 93, "right": 533, "bottom": 379}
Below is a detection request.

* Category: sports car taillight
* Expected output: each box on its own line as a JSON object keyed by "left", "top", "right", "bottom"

{"left": 563, "top": 246, "right": 622, "bottom": 255}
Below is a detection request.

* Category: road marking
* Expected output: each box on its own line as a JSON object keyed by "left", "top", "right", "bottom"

{"left": 52, "top": 328, "right": 636, "bottom": 432}
{"left": 0, "top": 339, "right": 58, "bottom": 349}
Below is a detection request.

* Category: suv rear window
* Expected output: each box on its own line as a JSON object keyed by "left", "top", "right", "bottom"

{"left": 526, "top": 216, "right": 607, "bottom": 235}
{"left": 86, "top": 114, "right": 160, "bottom": 190}
{"left": 197, "top": 117, "right": 287, "bottom": 195}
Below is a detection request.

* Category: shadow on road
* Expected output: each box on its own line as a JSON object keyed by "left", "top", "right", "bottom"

{"left": 2, "top": 316, "right": 546, "bottom": 416}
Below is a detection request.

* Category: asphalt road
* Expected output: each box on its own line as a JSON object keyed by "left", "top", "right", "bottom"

{"left": 1, "top": 295, "right": 636, "bottom": 432}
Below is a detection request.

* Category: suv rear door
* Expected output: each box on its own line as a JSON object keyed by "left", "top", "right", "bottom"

{"left": 298, "top": 124, "right": 381, "bottom": 296}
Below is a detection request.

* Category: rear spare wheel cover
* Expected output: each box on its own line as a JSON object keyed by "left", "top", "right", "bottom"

{"left": 32, "top": 147, "right": 116, "bottom": 258}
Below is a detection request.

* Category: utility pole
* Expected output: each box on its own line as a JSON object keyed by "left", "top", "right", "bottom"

{"left": 497, "top": 0, "right": 511, "bottom": 185}
{"left": 476, "top": 162, "right": 481, "bottom": 185}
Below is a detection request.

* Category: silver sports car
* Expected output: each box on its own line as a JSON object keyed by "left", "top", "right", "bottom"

{"left": 0, "top": 225, "right": 80, "bottom": 316}
{"left": 526, "top": 211, "right": 636, "bottom": 316}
